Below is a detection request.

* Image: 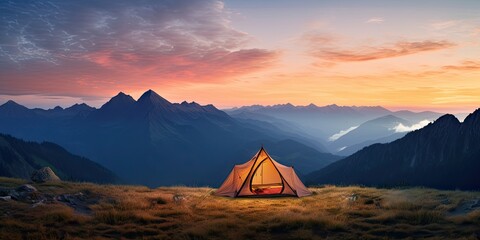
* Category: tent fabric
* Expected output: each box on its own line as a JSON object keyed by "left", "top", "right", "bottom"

{"left": 216, "top": 147, "right": 312, "bottom": 197}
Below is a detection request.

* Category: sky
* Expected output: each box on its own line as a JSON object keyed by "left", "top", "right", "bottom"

{"left": 0, "top": 0, "right": 479, "bottom": 112}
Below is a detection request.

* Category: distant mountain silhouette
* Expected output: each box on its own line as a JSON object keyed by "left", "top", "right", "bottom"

{"left": 0, "top": 134, "right": 118, "bottom": 183}
{"left": 328, "top": 115, "right": 411, "bottom": 154}
{"left": 392, "top": 110, "right": 444, "bottom": 123}
{"left": 227, "top": 104, "right": 392, "bottom": 141}
{"left": 0, "top": 91, "right": 339, "bottom": 187}
{"left": 307, "top": 109, "right": 480, "bottom": 190}
{"left": 232, "top": 112, "right": 329, "bottom": 152}
{"left": 226, "top": 104, "right": 445, "bottom": 153}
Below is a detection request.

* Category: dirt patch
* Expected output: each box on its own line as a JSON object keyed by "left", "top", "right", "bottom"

{"left": 55, "top": 192, "right": 99, "bottom": 215}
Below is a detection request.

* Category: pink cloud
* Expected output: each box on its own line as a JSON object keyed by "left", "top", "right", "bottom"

{"left": 0, "top": 0, "right": 279, "bottom": 99}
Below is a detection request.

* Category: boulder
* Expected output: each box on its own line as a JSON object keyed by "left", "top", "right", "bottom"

{"left": 9, "top": 184, "right": 38, "bottom": 201}
{"left": 31, "top": 167, "right": 61, "bottom": 183}
{"left": 16, "top": 184, "right": 37, "bottom": 193}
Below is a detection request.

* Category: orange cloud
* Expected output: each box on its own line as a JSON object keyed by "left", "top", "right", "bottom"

{"left": 312, "top": 40, "right": 455, "bottom": 62}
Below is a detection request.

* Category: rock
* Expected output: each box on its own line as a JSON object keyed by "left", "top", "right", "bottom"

{"left": 9, "top": 184, "right": 41, "bottom": 202}
{"left": 173, "top": 194, "right": 187, "bottom": 204}
{"left": 440, "top": 198, "right": 451, "bottom": 205}
{"left": 31, "top": 167, "right": 61, "bottom": 183}
{"left": 31, "top": 200, "right": 45, "bottom": 208}
{"left": 0, "top": 196, "right": 11, "bottom": 201}
{"left": 347, "top": 193, "right": 358, "bottom": 202}
{"left": 56, "top": 192, "right": 93, "bottom": 215}
{"left": 16, "top": 184, "right": 37, "bottom": 193}
{"left": 470, "top": 199, "right": 480, "bottom": 209}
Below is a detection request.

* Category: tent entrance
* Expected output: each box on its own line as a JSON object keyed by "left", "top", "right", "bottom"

{"left": 250, "top": 159, "right": 284, "bottom": 195}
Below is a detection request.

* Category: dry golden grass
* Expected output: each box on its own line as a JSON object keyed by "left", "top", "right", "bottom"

{"left": 0, "top": 177, "right": 479, "bottom": 239}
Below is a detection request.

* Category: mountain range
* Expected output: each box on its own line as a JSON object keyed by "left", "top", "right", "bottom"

{"left": 307, "top": 109, "right": 480, "bottom": 190}
{"left": 0, "top": 133, "right": 118, "bottom": 183}
{"left": 3, "top": 90, "right": 475, "bottom": 189}
{"left": 225, "top": 104, "right": 460, "bottom": 154}
{"left": 0, "top": 90, "right": 339, "bottom": 186}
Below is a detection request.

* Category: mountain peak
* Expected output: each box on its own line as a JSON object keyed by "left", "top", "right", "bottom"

{"left": 111, "top": 92, "right": 134, "bottom": 100}
{"left": 426, "top": 114, "right": 460, "bottom": 130}
{"left": 66, "top": 103, "right": 94, "bottom": 112}
{"left": 0, "top": 100, "right": 32, "bottom": 116}
{"left": 462, "top": 108, "right": 480, "bottom": 127}
{"left": 116, "top": 92, "right": 128, "bottom": 97}
{"left": 178, "top": 101, "right": 202, "bottom": 109}
{"left": 137, "top": 90, "right": 172, "bottom": 111}
{"left": 138, "top": 90, "right": 170, "bottom": 103}
{"left": 374, "top": 114, "right": 405, "bottom": 122}
{"left": 435, "top": 114, "right": 459, "bottom": 125}
{"left": 1, "top": 100, "right": 28, "bottom": 110}
{"left": 100, "top": 92, "right": 136, "bottom": 110}
{"left": 3, "top": 100, "right": 21, "bottom": 107}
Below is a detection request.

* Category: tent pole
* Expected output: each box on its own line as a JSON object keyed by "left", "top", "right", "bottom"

{"left": 235, "top": 149, "right": 263, "bottom": 197}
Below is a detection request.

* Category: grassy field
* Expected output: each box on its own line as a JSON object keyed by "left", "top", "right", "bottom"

{"left": 0, "top": 177, "right": 479, "bottom": 239}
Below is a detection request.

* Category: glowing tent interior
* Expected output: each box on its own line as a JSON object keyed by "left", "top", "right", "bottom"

{"left": 216, "top": 147, "right": 312, "bottom": 197}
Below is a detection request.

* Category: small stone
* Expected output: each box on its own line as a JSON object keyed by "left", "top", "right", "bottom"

{"left": 0, "top": 196, "right": 11, "bottom": 201}
{"left": 31, "top": 200, "right": 45, "bottom": 208}
{"left": 347, "top": 193, "right": 358, "bottom": 202}
{"left": 173, "top": 194, "right": 187, "bottom": 204}
{"left": 440, "top": 198, "right": 451, "bottom": 205}
{"left": 470, "top": 199, "right": 480, "bottom": 209}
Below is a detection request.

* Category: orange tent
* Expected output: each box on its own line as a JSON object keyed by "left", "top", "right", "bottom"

{"left": 216, "top": 147, "right": 311, "bottom": 197}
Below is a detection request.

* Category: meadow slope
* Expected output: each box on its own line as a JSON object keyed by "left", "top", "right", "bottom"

{"left": 0, "top": 177, "right": 479, "bottom": 239}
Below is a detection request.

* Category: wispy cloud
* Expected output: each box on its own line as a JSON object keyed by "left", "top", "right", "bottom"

{"left": 0, "top": 0, "right": 279, "bottom": 97}
{"left": 366, "top": 18, "right": 384, "bottom": 24}
{"left": 328, "top": 126, "right": 358, "bottom": 141}
{"left": 430, "top": 20, "right": 461, "bottom": 30}
{"left": 310, "top": 40, "right": 455, "bottom": 62}
{"left": 442, "top": 60, "right": 480, "bottom": 71}
{"left": 301, "top": 32, "right": 338, "bottom": 45}
{"left": 390, "top": 120, "right": 431, "bottom": 133}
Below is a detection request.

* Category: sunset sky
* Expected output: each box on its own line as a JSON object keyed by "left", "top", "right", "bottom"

{"left": 1, "top": 0, "right": 479, "bottom": 112}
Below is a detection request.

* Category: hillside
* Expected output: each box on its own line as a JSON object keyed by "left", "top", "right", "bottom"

{"left": 0, "top": 90, "right": 338, "bottom": 187}
{"left": 0, "top": 177, "right": 479, "bottom": 239}
{"left": 307, "top": 109, "right": 480, "bottom": 190}
{"left": 0, "top": 134, "right": 118, "bottom": 184}
{"left": 328, "top": 115, "right": 411, "bottom": 154}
